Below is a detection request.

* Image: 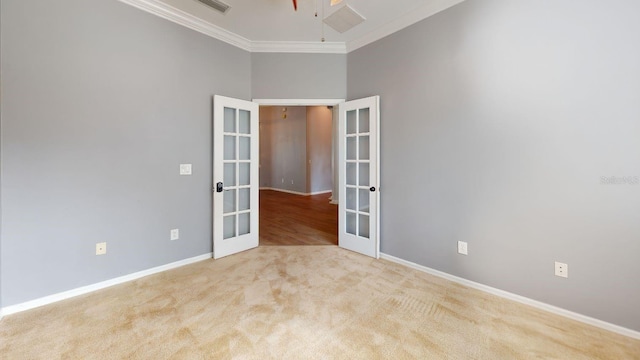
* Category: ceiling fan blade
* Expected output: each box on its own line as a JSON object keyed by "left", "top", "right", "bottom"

{"left": 330, "top": 0, "right": 343, "bottom": 6}
{"left": 292, "top": 0, "right": 297, "bottom": 11}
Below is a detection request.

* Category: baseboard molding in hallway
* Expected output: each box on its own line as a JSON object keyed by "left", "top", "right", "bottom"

{"left": 259, "top": 187, "right": 332, "bottom": 196}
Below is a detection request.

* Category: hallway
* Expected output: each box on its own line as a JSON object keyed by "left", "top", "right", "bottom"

{"left": 259, "top": 190, "right": 338, "bottom": 246}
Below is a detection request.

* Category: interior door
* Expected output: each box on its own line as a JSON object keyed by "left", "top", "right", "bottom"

{"left": 213, "top": 95, "right": 259, "bottom": 259}
{"left": 338, "top": 96, "right": 380, "bottom": 258}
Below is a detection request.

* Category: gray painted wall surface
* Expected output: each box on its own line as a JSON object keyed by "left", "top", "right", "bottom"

{"left": 1, "top": 0, "right": 250, "bottom": 306}
{"left": 306, "top": 107, "right": 333, "bottom": 193}
{"left": 251, "top": 53, "right": 347, "bottom": 100}
{"left": 259, "top": 106, "right": 308, "bottom": 193}
{"left": 348, "top": 0, "right": 640, "bottom": 331}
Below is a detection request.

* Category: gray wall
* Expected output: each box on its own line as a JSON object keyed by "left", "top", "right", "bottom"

{"left": 251, "top": 53, "right": 347, "bottom": 100}
{"left": 306, "top": 106, "right": 333, "bottom": 193}
{"left": 0, "top": 0, "right": 250, "bottom": 306}
{"left": 259, "top": 106, "right": 308, "bottom": 193}
{"left": 348, "top": 0, "right": 640, "bottom": 331}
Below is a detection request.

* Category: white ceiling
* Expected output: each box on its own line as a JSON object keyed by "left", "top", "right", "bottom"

{"left": 122, "top": 0, "right": 465, "bottom": 53}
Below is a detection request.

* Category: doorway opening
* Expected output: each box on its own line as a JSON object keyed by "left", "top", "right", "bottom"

{"left": 254, "top": 99, "right": 343, "bottom": 247}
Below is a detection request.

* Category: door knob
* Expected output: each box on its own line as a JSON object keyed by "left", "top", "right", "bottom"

{"left": 216, "top": 182, "right": 224, "bottom": 193}
{"left": 370, "top": 186, "right": 376, "bottom": 192}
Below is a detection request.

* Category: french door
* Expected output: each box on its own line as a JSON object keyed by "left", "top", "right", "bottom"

{"left": 213, "top": 95, "right": 259, "bottom": 259}
{"left": 338, "top": 96, "right": 380, "bottom": 258}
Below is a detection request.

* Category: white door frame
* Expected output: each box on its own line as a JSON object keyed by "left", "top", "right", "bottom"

{"left": 252, "top": 99, "right": 345, "bottom": 106}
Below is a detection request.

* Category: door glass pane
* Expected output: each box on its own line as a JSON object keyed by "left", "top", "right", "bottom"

{"left": 346, "top": 137, "right": 356, "bottom": 160}
{"left": 239, "top": 163, "right": 250, "bottom": 186}
{"left": 224, "top": 163, "right": 236, "bottom": 187}
{"left": 359, "top": 135, "right": 370, "bottom": 160}
{"left": 238, "top": 213, "right": 250, "bottom": 235}
{"left": 346, "top": 212, "right": 357, "bottom": 235}
{"left": 359, "top": 189, "right": 369, "bottom": 213}
{"left": 358, "top": 163, "right": 370, "bottom": 186}
{"left": 347, "top": 110, "right": 357, "bottom": 134}
{"left": 224, "top": 107, "right": 236, "bottom": 133}
{"left": 223, "top": 215, "right": 236, "bottom": 239}
{"left": 224, "top": 189, "right": 236, "bottom": 213}
{"left": 358, "top": 108, "right": 370, "bottom": 133}
{"left": 224, "top": 135, "right": 236, "bottom": 160}
{"left": 346, "top": 187, "right": 356, "bottom": 211}
{"left": 358, "top": 214, "right": 370, "bottom": 238}
{"left": 238, "top": 188, "right": 250, "bottom": 211}
{"left": 239, "top": 137, "right": 250, "bottom": 160}
{"left": 346, "top": 163, "right": 356, "bottom": 186}
{"left": 239, "top": 110, "right": 250, "bottom": 134}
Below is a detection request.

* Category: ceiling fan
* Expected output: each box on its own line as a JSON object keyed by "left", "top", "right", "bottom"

{"left": 292, "top": 0, "right": 342, "bottom": 11}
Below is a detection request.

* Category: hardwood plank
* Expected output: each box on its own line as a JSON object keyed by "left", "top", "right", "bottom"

{"left": 259, "top": 190, "right": 338, "bottom": 246}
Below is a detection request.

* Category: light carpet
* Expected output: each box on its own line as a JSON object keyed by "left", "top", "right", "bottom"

{"left": 1, "top": 246, "right": 638, "bottom": 359}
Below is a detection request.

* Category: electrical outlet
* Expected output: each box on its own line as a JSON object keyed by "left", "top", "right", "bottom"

{"left": 170, "top": 228, "right": 180, "bottom": 241}
{"left": 96, "top": 242, "right": 107, "bottom": 255}
{"left": 457, "top": 241, "right": 468, "bottom": 255}
{"left": 291, "top": 180, "right": 294, "bottom": 184}
{"left": 281, "top": 178, "right": 284, "bottom": 184}
{"left": 179, "top": 164, "right": 192, "bottom": 175}
{"left": 555, "top": 261, "right": 568, "bottom": 278}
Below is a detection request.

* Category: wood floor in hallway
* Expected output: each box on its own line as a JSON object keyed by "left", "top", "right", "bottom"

{"left": 259, "top": 189, "right": 338, "bottom": 246}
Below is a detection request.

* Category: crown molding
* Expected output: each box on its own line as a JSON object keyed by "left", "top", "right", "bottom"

{"left": 346, "top": 0, "right": 466, "bottom": 52}
{"left": 118, "top": 0, "right": 466, "bottom": 54}
{"left": 251, "top": 41, "right": 347, "bottom": 54}
{"left": 118, "top": 0, "right": 252, "bottom": 51}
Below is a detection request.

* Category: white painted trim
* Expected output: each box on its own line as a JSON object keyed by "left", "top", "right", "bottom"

{"left": 117, "top": 0, "right": 252, "bottom": 51}
{"left": 1, "top": 253, "right": 212, "bottom": 316}
{"left": 118, "top": 0, "right": 466, "bottom": 54}
{"left": 253, "top": 99, "right": 345, "bottom": 106}
{"left": 347, "top": 0, "right": 466, "bottom": 52}
{"left": 260, "top": 187, "right": 331, "bottom": 197}
{"left": 251, "top": 41, "right": 347, "bottom": 54}
{"left": 379, "top": 253, "right": 640, "bottom": 340}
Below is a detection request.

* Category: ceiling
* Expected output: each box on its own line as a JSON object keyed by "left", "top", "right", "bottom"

{"left": 122, "top": 0, "right": 465, "bottom": 53}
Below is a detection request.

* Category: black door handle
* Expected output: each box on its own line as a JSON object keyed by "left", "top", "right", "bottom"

{"left": 370, "top": 186, "right": 376, "bottom": 192}
{"left": 216, "top": 182, "right": 224, "bottom": 193}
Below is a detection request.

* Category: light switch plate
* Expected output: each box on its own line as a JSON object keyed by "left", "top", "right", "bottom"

{"left": 170, "top": 228, "right": 179, "bottom": 241}
{"left": 179, "top": 164, "right": 192, "bottom": 175}
{"left": 457, "top": 241, "right": 468, "bottom": 255}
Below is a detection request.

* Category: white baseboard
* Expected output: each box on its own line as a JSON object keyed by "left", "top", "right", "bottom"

{"left": 1, "top": 253, "right": 212, "bottom": 317}
{"left": 260, "top": 187, "right": 332, "bottom": 196}
{"left": 379, "top": 253, "right": 640, "bottom": 340}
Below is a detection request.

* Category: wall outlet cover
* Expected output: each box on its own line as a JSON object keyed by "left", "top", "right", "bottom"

{"left": 96, "top": 242, "right": 107, "bottom": 255}
{"left": 170, "top": 228, "right": 180, "bottom": 241}
{"left": 179, "top": 164, "right": 192, "bottom": 175}
{"left": 555, "top": 261, "right": 568, "bottom": 278}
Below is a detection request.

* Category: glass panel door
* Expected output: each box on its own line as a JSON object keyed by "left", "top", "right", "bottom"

{"left": 213, "top": 96, "right": 259, "bottom": 259}
{"left": 338, "top": 96, "right": 380, "bottom": 258}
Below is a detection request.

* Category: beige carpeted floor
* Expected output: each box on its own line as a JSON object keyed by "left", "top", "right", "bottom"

{"left": 1, "top": 246, "right": 639, "bottom": 359}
